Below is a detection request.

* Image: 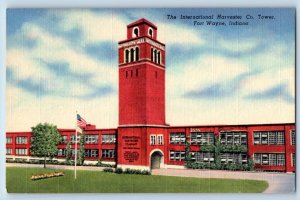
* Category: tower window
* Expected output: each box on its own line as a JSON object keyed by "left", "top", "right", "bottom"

{"left": 154, "top": 49, "right": 157, "bottom": 63}
{"left": 125, "top": 49, "right": 129, "bottom": 63}
{"left": 133, "top": 27, "right": 139, "bottom": 37}
{"left": 151, "top": 48, "right": 153, "bottom": 62}
{"left": 135, "top": 47, "right": 139, "bottom": 61}
{"left": 130, "top": 48, "right": 135, "bottom": 62}
{"left": 148, "top": 28, "right": 153, "bottom": 37}
{"left": 157, "top": 51, "right": 161, "bottom": 64}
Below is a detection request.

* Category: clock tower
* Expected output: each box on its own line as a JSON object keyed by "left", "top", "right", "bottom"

{"left": 117, "top": 19, "right": 167, "bottom": 170}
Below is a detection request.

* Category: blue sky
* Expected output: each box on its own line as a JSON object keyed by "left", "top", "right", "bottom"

{"left": 6, "top": 8, "right": 295, "bottom": 131}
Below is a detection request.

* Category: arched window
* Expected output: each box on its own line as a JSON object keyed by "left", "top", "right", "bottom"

{"left": 157, "top": 51, "right": 161, "bottom": 64}
{"left": 125, "top": 49, "right": 129, "bottom": 63}
{"left": 148, "top": 28, "right": 153, "bottom": 37}
{"left": 135, "top": 47, "right": 139, "bottom": 61}
{"left": 133, "top": 27, "right": 139, "bottom": 38}
{"left": 130, "top": 48, "right": 135, "bottom": 62}
{"left": 154, "top": 49, "right": 157, "bottom": 63}
{"left": 151, "top": 48, "right": 153, "bottom": 62}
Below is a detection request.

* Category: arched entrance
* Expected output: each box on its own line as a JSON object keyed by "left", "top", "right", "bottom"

{"left": 150, "top": 151, "right": 163, "bottom": 169}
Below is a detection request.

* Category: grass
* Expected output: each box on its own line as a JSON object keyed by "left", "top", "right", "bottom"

{"left": 6, "top": 167, "right": 268, "bottom": 193}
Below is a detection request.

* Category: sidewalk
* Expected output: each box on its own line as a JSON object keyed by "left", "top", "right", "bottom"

{"left": 152, "top": 168, "right": 295, "bottom": 193}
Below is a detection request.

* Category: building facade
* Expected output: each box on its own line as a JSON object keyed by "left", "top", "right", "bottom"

{"left": 6, "top": 19, "right": 296, "bottom": 173}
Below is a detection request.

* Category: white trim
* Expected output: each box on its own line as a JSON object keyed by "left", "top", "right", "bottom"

{"left": 117, "top": 164, "right": 150, "bottom": 171}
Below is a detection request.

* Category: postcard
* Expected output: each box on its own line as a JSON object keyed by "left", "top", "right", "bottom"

{"left": 6, "top": 8, "right": 295, "bottom": 193}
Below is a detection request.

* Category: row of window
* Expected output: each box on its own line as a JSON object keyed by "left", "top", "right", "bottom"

{"left": 6, "top": 148, "right": 28, "bottom": 155}
{"left": 220, "top": 132, "right": 247, "bottom": 145}
{"left": 151, "top": 48, "right": 161, "bottom": 64}
{"left": 57, "top": 149, "right": 115, "bottom": 158}
{"left": 124, "top": 47, "right": 139, "bottom": 63}
{"left": 170, "top": 151, "right": 248, "bottom": 164}
{"left": 132, "top": 26, "right": 154, "bottom": 38}
{"left": 150, "top": 134, "right": 163, "bottom": 145}
{"left": 253, "top": 131, "right": 285, "bottom": 145}
{"left": 254, "top": 153, "right": 285, "bottom": 166}
{"left": 169, "top": 130, "right": 296, "bottom": 145}
{"left": 62, "top": 134, "right": 116, "bottom": 144}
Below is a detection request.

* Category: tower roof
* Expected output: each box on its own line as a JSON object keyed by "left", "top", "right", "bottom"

{"left": 127, "top": 18, "right": 157, "bottom": 29}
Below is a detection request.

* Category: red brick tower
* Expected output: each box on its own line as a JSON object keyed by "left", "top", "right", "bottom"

{"left": 117, "top": 19, "right": 167, "bottom": 170}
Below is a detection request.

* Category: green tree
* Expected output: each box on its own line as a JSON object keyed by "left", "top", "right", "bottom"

{"left": 78, "top": 132, "right": 85, "bottom": 165}
{"left": 30, "top": 123, "right": 61, "bottom": 168}
{"left": 65, "top": 141, "right": 71, "bottom": 164}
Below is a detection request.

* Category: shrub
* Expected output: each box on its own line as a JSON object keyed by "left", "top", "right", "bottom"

{"left": 115, "top": 167, "right": 123, "bottom": 174}
{"left": 103, "top": 168, "right": 114, "bottom": 173}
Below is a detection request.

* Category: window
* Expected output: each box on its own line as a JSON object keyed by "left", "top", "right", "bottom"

{"left": 158, "top": 135, "right": 163, "bottom": 145}
{"left": 191, "top": 152, "right": 214, "bottom": 163}
{"left": 253, "top": 131, "right": 285, "bottom": 145}
{"left": 60, "top": 136, "right": 67, "bottom": 144}
{"left": 220, "top": 131, "right": 247, "bottom": 145}
{"left": 133, "top": 27, "right": 139, "bottom": 37}
{"left": 170, "top": 132, "right": 186, "bottom": 144}
{"left": 292, "top": 153, "right": 295, "bottom": 166}
{"left": 154, "top": 49, "right": 157, "bottom": 63}
{"left": 169, "top": 151, "right": 185, "bottom": 161}
{"left": 254, "top": 153, "right": 286, "bottom": 166}
{"left": 135, "top": 47, "right": 139, "bottom": 61}
{"left": 102, "top": 134, "right": 116, "bottom": 144}
{"left": 291, "top": 130, "right": 295, "bottom": 145}
{"left": 157, "top": 51, "right": 161, "bottom": 64}
{"left": 150, "top": 135, "right": 156, "bottom": 145}
{"left": 125, "top": 49, "right": 129, "bottom": 63}
{"left": 220, "top": 153, "right": 247, "bottom": 164}
{"left": 85, "top": 149, "right": 99, "bottom": 157}
{"left": 85, "top": 135, "right": 99, "bottom": 144}
{"left": 70, "top": 135, "right": 80, "bottom": 143}
{"left": 102, "top": 149, "right": 115, "bottom": 159}
{"left": 16, "top": 137, "right": 27, "bottom": 144}
{"left": 130, "top": 49, "right": 135, "bottom": 62}
{"left": 6, "top": 148, "right": 12, "bottom": 155}
{"left": 57, "top": 149, "right": 66, "bottom": 156}
{"left": 16, "top": 148, "right": 27, "bottom": 155}
{"left": 190, "top": 132, "right": 214, "bottom": 145}
{"left": 6, "top": 137, "right": 12, "bottom": 144}
{"left": 148, "top": 28, "right": 153, "bottom": 37}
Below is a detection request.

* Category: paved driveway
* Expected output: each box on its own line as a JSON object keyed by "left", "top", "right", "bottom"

{"left": 152, "top": 168, "right": 295, "bottom": 193}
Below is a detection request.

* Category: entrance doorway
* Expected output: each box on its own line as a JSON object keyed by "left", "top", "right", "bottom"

{"left": 150, "top": 151, "right": 163, "bottom": 169}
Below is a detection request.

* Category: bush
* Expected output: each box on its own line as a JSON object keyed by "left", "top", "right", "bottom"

{"left": 115, "top": 167, "right": 123, "bottom": 174}
{"left": 103, "top": 168, "right": 114, "bottom": 173}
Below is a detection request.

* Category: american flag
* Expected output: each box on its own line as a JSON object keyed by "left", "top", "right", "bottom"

{"left": 77, "top": 114, "right": 87, "bottom": 129}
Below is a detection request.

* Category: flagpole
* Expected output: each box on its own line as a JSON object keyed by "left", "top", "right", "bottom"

{"left": 75, "top": 111, "right": 78, "bottom": 180}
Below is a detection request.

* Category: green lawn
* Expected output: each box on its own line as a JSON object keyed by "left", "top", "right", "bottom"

{"left": 6, "top": 167, "right": 268, "bottom": 193}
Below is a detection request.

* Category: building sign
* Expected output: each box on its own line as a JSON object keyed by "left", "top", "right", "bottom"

{"left": 122, "top": 136, "right": 141, "bottom": 163}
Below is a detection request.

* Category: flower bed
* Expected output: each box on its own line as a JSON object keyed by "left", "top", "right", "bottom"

{"left": 31, "top": 172, "right": 64, "bottom": 181}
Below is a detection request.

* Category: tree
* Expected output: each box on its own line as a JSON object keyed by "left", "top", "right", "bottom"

{"left": 30, "top": 123, "right": 61, "bottom": 168}
{"left": 78, "top": 132, "right": 85, "bottom": 165}
{"left": 65, "top": 141, "right": 71, "bottom": 164}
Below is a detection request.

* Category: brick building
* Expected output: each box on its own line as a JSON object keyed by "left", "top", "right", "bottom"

{"left": 6, "top": 19, "right": 296, "bottom": 172}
